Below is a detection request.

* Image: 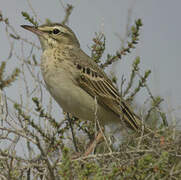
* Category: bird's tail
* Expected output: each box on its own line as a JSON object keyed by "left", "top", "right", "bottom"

{"left": 120, "top": 101, "right": 150, "bottom": 133}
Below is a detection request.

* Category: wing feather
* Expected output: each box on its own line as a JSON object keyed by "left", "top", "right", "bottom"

{"left": 77, "top": 67, "right": 141, "bottom": 131}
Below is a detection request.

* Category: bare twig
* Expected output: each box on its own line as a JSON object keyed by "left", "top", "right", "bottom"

{"left": 61, "top": 3, "right": 74, "bottom": 25}
{"left": 27, "top": 0, "right": 42, "bottom": 23}
{"left": 67, "top": 113, "right": 79, "bottom": 152}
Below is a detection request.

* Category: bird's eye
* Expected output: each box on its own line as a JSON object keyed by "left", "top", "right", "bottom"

{"left": 52, "top": 28, "right": 60, "bottom": 34}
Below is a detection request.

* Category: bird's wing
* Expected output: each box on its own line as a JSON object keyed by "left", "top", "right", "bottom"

{"left": 74, "top": 60, "right": 141, "bottom": 131}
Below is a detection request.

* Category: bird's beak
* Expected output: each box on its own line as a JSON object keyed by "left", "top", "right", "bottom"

{"left": 21, "top": 25, "right": 43, "bottom": 36}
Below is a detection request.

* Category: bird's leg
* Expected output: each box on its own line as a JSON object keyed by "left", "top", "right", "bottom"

{"left": 84, "top": 130, "right": 104, "bottom": 156}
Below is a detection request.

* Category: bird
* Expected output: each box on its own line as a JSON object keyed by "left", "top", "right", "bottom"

{"left": 21, "top": 23, "right": 144, "bottom": 134}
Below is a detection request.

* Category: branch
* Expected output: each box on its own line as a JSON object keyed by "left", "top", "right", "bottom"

{"left": 101, "top": 19, "right": 142, "bottom": 69}
{"left": 61, "top": 3, "right": 73, "bottom": 25}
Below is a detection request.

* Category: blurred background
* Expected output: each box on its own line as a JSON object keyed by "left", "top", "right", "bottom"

{"left": 1, "top": 0, "right": 181, "bottom": 123}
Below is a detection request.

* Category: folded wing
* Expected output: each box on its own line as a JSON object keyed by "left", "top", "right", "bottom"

{"left": 76, "top": 64, "right": 141, "bottom": 131}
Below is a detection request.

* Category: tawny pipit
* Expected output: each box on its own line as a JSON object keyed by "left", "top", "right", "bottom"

{"left": 21, "top": 23, "right": 142, "bottom": 131}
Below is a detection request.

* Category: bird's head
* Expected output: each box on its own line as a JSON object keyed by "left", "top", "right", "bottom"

{"left": 21, "top": 23, "right": 80, "bottom": 50}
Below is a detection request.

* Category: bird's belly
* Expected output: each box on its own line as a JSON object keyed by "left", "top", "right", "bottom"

{"left": 44, "top": 71, "right": 96, "bottom": 120}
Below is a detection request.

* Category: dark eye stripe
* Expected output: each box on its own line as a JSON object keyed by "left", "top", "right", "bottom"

{"left": 43, "top": 30, "right": 52, "bottom": 34}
